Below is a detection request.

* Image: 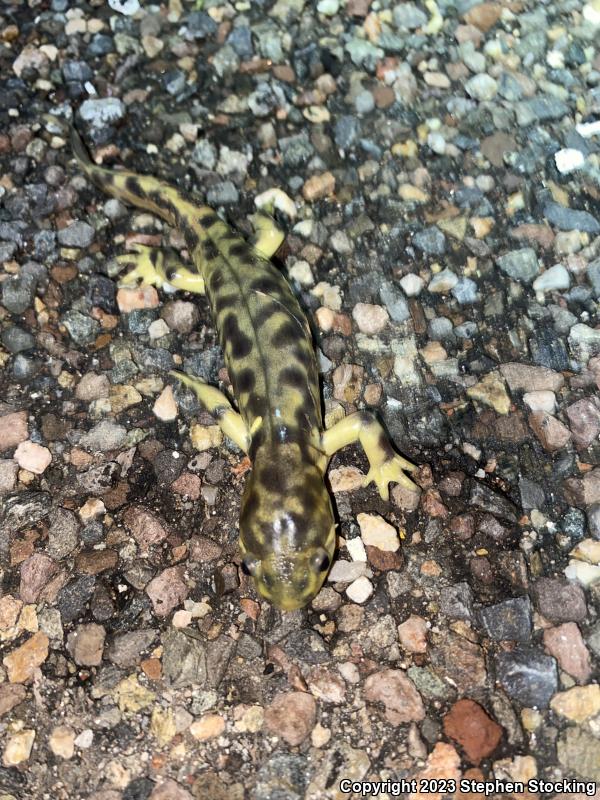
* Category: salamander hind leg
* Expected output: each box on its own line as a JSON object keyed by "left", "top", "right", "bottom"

{"left": 322, "top": 411, "right": 418, "bottom": 501}
{"left": 117, "top": 244, "right": 205, "bottom": 294}
{"left": 170, "top": 371, "right": 250, "bottom": 453}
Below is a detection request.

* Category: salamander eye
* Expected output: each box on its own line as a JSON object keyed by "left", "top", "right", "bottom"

{"left": 311, "top": 548, "right": 330, "bottom": 573}
{"left": 240, "top": 556, "right": 259, "bottom": 576}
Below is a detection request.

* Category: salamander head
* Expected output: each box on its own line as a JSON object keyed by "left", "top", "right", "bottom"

{"left": 238, "top": 461, "right": 336, "bottom": 611}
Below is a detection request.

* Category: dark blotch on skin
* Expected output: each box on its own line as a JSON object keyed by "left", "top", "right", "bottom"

{"left": 253, "top": 303, "right": 282, "bottom": 328}
{"left": 229, "top": 242, "right": 250, "bottom": 259}
{"left": 185, "top": 227, "right": 200, "bottom": 252}
{"left": 279, "top": 365, "right": 306, "bottom": 389}
{"left": 378, "top": 430, "right": 395, "bottom": 459}
{"left": 203, "top": 239, "right": 219, "bottom": 261}
{"left": 199, "top": 214, "right": 219, "bottom": 230}
{"left": 126, "top": 176, "right": 141, "bottom": 195}
{"left": 214, "top": 293, "right": 238, "bottom": 314}
{"left": 260, "top": 464, "right": 286, "bottom": 494}
{"left": 222, "top": 313, "right": 253, "bottom": 359}
{"left": 245, "top": 392, "right": 263, "bottom": 419}
{"left": 272, "top": 321, "right": 300, "bottom": 348}
{"left": 235, "top": 367, "right": 255, "bottom": 393}
{"left": 209, "top": 270, "right": 225, "bottom": 292}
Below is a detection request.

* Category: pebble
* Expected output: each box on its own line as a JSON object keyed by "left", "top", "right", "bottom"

{"left": 554, "top": 148, "right": 585, "bottom": 174}
{"left": 428, "top": 269, "right": 458, "bottom": 294}
{"left": 399, "top": 273, "right": 424, "bottom": 297}
{"left": 357, "top": 513, "right": 400, "bottom": 551}
{"left": 302, "top": 172, "right": 335, "bottom": 201}
{"left": 67, "top": 623, "right": 105, "bottom": 666}
{"left": 79, "top": 98, "right": 125, "bottom": 127}
{"left": 49, "top": 726, "right": 75, "bottom": 759}
{"left": 0, "top": 410, "right": 28, "bottom": 452}
{"left": 532, "top": 263, "right": 570, "bottom": 294}
{"left": 443, "top": 699, "right": 503, "bottom": 765}
{"left": 528, "top": 411, "right": 572, "bottom": 451}
{"left": 363, "top": 669, "right": 425, "bottom": 724}
{"left": 3, "top": 729, "right": 35, "bottom": 767}
{"left": 352, "top": 302, "right": 388, "bottom": 334}
{"left": 153, "top": 385, "right": 178, "bottom": 421}
{"left": 123, "top": 505, "right": 168, "bottom": 552}
{"left": 13, "top": 441, "right": 52, "bottom": 474}
{"left": 544, "top": 201, "right": 600, "bottom": 234}
{"left": 264, "top": 692, "right": 316, "bottom": 746}
{"left": 345, "top": 576, "right": 373, "bottom": 603}
{"left": 413, "top": 227, "right": 446, "bottom": 256}
{"left": 3, "top": 631, "right": 49, "bottom": 683}
{"left": 2, "top": 325, "right": 35, "bottom": 353}
{"left": 465, "top": 74, "right": 498, "bottom": 101}
{"left": 550, "top": 684, "right": 600, "bottom": 723}
{"left": 146, "top": 566, "right": 189, "bottom": 617}
{"left": 522, "top": 390, "right": 555, "bottom": 413}
{"left": 495, "top": 646, "right": 557, "bottom": 707}
{"left": 190, "top": 713, "right": 226, "bottom": 741}
{"left": 496, "top": 248, "right": 540, "bottom": 283}
{"left": 397, "top": 615, "right": 428, "bottom": 653}
{"left": 116, "top": 286, "right": 160, "bottom": 312}
{"left": 534, "top": 577, "right": 587, "bottom": 622}
{"left": 57, "top": 221, "right": 95, "bottom": 248}
{"left": 79, "top": 420, "right": 127, "bottom": 451}
{"left": 162, "top": 300, "right": 199, "bottom": 333}
{"left": 467, "top": 372, "right": 511, "bottom": 415}
{"left": 478, "top": 597, "right": 532, "bottom": 642}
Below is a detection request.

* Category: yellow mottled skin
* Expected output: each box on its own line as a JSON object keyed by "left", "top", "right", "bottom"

{"left": 71, "top": 127, "right": 418, "bottom": 611}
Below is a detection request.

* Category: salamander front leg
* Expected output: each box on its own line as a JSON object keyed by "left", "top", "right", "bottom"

{"left": 322, "top": 411, "right": 418, "bottom": 501}
{"left": 250, "top": 210, "right": 285, "bottom": 259}
{"left": 117, "top": 244, "right": 205, "bottom": 294}
{"left": 170, "top": 371, "right": 250, "bottom": 453}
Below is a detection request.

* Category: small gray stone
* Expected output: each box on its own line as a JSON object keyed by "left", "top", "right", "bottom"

{"left": 440, "top": 582, "right": 474, "bottom": 620}
{"left": 206, "top": 181, "right": 239, "bottom": 205}
{"left": 379, "top": 280, "right": 410, "bottom": 323}
{"left": 162, "top": 628, "right": 207, "bottom": 688}
{"left": 57, "top": 221, "right": 95, "bottom": 248}
{"left": 2, "top": 273, "right": 36, "bottom": 314}
{"left": 496, "top": 248, "right": 540, "bottom": 283}
{"left": 61, "top": 311, "right": 100, "bottom": 345}
{"left": 534, "top": 577, "right": 587, "bottom": 622}
{"left": 79, "top": 97, "right": 125, "bottom": 127}
{"left": 107, "top": 629, "right": 158, "bottom": 667}
{"left": 587, "top": 258, "right": 600, "bottom": 298}
{"left": 451, "top": 277, "right": 479, "bottom": 304}
{"left": 413, "top": 227, "right": 446, "bottom": 256}
{"left": 334, "top": 115, "right": 361, "bottom": 150}
{"left": 79, "top": 420, "right": 127, "bottom": 452}
{"left": 587, "top": 504, "right": 600, "bottom": 540}
{"left": 253, "top": 753, "right": 309, "bottom": 800}
{"left": 544, "top": 202, "right": 600, "bottom": 234}
{"left": 1, "top": 326, "right": 35, "bottom": 353}
{"left": 47, "top": 507, "right": 80, "bottom": 560}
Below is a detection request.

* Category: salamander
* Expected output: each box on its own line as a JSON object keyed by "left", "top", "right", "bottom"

{"left": 71, "top": 127, "right": 418, "bottom": 611}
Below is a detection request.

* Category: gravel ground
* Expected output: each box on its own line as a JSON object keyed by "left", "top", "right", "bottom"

{"left": 1, "top": 0, "right": 600, "bottom": 798}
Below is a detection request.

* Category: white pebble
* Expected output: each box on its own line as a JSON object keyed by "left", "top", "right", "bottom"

{"left": 346, "top": 537, "right": 367, "bottom": 562}
{"left": 523, "top": 390, "right": 556, "bottom": 413}
{"left": 327, "top": 560, "right": 367, "bottom": 583}
{"left": 554, "top": 148, "right": 585, "bottom": 174}
{"left": 345, "top": 576, "right": 374, "bottom": 603}
{"left": 576, "top": 120, "right": 600, "bottom": 138}
{"left": 399, "top": 274, "right": 424, "bottom": 296}
{"left": 148, "top": 318, "right": 170, "bottom": 340}
{"left": 564, "top": 560, "right": 600, "bottom": 586}
{"left": 357, "top": 512, "right": 400, "bottom": 552}
{"left": 532, "top": 263, "right": 570, "bottom": 293}
{"left": 108, "top": 0, "right": 140, "bottom": 15}
{"left": 152, "top": 385, "right": 178, "bottom": 422}
{"left": 288, "top": 260, "right": 314, "bottom": 287}
{"left": 428, "top": 269, "right": 458, "bottom": 294}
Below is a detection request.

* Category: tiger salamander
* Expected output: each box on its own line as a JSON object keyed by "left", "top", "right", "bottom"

{"left": 71, "top": 127, "right": 418, "bottom": 611}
